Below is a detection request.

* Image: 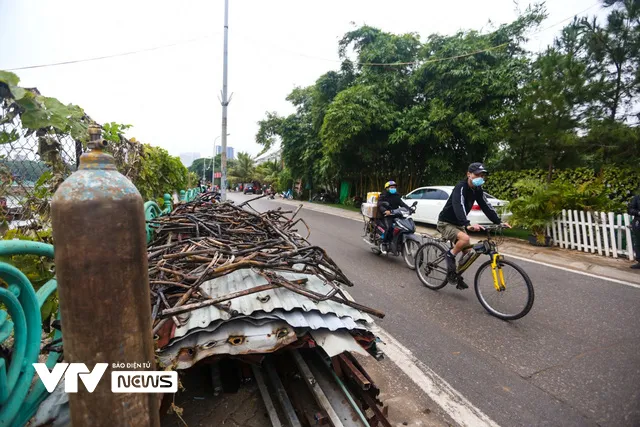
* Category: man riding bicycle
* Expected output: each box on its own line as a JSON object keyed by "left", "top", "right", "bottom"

{"left": 437, "top": 163, "right": 510, "bottom": 287}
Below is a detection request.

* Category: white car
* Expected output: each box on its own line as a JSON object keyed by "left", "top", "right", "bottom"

{"left": 402, "top": 186, "right": 511, "bottom": 225}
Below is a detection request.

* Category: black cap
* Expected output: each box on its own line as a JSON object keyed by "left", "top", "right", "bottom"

{"left": 468, "top": 162, "right": 488, "bottom": 174}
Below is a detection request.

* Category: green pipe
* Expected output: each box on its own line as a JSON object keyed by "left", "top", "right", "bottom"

{"left": 0, "top": 287, "right": 27, "bottom": 404}
{"left": 0, "top": 241, "right": 54, "bottom": 258}
{"left": 0, "top": 263, "right": 41, "bottom": 426}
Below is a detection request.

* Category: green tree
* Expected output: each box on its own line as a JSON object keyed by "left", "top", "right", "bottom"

{"left": 188, "top": 155, "right": 236, "bottom": 183}
{"left": 577, "top": 0, "right": 640, "bottom": 165}
{"left": 229, "top": 152, "right": 255, "bottom": 183}
{"left": 255, "top": 160, "right": 282, "bottom": 185}
{"left": 581, "top": 0, "right": 640, "bottom": 122}
{"left": 134, "top": 145, "right": 188, "bottom": 200}
{"left": 497, "top": 44, "right": 585, "bottom": 177}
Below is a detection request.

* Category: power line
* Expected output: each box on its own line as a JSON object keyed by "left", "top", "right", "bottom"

{"left": 233, "top": 2, "right": 603, "bottom": 68}
{"left": 4, "top": 35, "right": 215, "bottom": 71}
{"left": 529, "top": 1, "right": 602, "bottom": 37}
{"left": 2, "top": 2, "right": 603, "bottom": 72}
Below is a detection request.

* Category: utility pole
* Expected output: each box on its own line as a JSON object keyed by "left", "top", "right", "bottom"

{"left": 220, "top": 0, "right": 230, "bottom": 201}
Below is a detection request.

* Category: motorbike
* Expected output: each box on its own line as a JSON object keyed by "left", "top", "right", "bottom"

{"left": 362, "top": 201, "right": 421, "bottom": 269}
{"left": 280, "top": 189, "right": 293, "bottom": 200}
{"left": 353, "top": 196, "right": 363, "bottom": 208}
{"left": 312, "top": 190, "right": 337, "bottom": 204}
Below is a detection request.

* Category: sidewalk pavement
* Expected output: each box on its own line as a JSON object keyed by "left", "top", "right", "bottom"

{"left": 265, "top": 197, "right": 640, "bottom": 285}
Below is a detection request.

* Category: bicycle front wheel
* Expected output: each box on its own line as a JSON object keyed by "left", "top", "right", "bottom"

{"left": 414, "top": 242, "right": 449, "bottom": 290}
{"left": 474, "top": 258, "right": 534, "bottom": 320}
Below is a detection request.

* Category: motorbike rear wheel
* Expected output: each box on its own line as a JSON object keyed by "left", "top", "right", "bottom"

{"left": 402, "top": 240, "right": 420, "bottom": 269}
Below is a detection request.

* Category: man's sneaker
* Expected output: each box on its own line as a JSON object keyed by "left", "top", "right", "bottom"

{"left": 456, "top": 276, "right": 469, "bottom": 290}
{"left": 445, "top": 251, "right": 457, "bottom": 274}
{"left": 379, "top": 243, "right": 388, "bottom": 255}
{"left": 631, "top": 263, "right": 640, "bottom": 269}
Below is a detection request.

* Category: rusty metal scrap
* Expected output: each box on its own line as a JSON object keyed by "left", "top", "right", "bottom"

{"left": 148, "top": 195, "right": 385, "bottom": 341}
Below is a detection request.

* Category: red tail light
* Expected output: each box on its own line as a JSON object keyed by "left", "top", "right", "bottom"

{"left": 471, "top": 203, "right": 481, "bottom": 211}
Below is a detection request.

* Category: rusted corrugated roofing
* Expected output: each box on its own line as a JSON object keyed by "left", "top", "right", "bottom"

{"left": 172, "top": 310, "right": 367, "bottom": 345}
{"left": 172, "top": 268, "right": 374, "bottom": 341}
{"left": 158, "top": 320, "right": 299, "bottom": 369}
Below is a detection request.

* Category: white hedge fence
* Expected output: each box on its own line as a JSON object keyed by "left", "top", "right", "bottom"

{"left": 546, "top": 210, "right": 635, "bottom": 260}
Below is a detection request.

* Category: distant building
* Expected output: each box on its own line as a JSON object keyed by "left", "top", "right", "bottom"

{"left": 255, "top": 149, "right": 282, "bottom": 165}
{"left": 179, "top": 152, "right": 201, "bottom": 168}
{"left": 215, "top": 146, "right": 235, "bottom": 160}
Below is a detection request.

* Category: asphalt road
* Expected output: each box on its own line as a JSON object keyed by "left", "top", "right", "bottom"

{"left": 229, "top": 193, "right": 640, "bottom": 427}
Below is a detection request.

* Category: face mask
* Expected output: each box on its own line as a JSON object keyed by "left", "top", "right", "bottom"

{"left": 472, "top": 177, "right": 485, "bottom": 187}
{"left": 388, "top": 188, "right": 397, "bottom": 194}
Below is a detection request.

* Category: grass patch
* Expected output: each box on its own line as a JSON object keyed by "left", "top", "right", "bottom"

{"left": 314, "top": 202, "right": 362, "bottom": 213}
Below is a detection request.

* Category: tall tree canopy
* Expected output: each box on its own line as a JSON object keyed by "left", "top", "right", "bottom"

{"left": 257, "top": 1, "right": 640, "bottom": 195}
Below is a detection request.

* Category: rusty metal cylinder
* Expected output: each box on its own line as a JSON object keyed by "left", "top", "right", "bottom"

{"left": 51, "top": 126, "right": 160, "bottom": 426}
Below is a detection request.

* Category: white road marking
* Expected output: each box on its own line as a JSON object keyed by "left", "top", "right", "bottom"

{"left": 500, "top": 253, "right": 640, "bottom": 289}
{"left": 371, "top": 325, "right": 500, "bottom": 427}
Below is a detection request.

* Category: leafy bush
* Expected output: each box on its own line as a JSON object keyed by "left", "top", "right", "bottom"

{"left": 509, "top": 177, "right": 619, "bottom": 244}
{"left": 276, "top": 168, "right": 293, "bottom": 192}
{"left": 509, "top": 180, "right": 565, "bottom": 243}
{"left": 484, "top": 166, "right": 640, "bottom": 212}
{"left": 134, "top": 144, "right": 188, "bottom": 201}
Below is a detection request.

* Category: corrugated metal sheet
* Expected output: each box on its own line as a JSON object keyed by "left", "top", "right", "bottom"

{"left": 158, "top": 320, "right": 298, "bottom": 369}
{"left": 310, "top": 330, "right": 369, "bottom": 358}
{"left": 173, "top": 268, "right": 374, "bottom": 340}
{"left": 171, "top": 310, "right": 367, "bottom": 346}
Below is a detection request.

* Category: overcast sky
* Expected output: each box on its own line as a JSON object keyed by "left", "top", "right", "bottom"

{"left": 0, "top": 0, "right": 605, "bottom": 161}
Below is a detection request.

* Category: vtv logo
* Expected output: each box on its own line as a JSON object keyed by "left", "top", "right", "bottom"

{"left": 33, "top": 363, "right": 109, "bottom": 393}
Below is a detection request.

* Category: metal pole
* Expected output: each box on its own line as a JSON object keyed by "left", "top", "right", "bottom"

{"left": 265, "top": 359, "right": 302, "bottom": 427}
{"left": 220, "top": 0, "right": 230, "bottom": 201}
{"left": 251, "top": 365, "right": 284, "bottom": 427}
{"left": 291, "top": 351, "right": 344, "bottom": 427}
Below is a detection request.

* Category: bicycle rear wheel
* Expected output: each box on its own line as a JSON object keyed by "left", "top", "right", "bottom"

{"left": 414, "top": 242, "right": 448, "bottom": 290}
{"left": 474, "top": 259, "right": 534, "bottom": 320}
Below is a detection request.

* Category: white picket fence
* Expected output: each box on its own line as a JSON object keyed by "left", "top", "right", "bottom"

{"left": 546, "top": 210, "right": 636, "bottom": 260}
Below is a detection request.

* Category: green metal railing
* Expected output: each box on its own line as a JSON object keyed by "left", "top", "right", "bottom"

{"left": 0, "top": 241, "right": 60, "bottom": 427}
{"left": 144, "top": 193, "right": 173, "bottom": 243}
{"left": 0, "top": 187, "right": 200, "bottom": 425}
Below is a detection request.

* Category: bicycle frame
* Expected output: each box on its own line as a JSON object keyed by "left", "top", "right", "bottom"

{"left": 449, "top": 240, "right": 506, "bottom": 292}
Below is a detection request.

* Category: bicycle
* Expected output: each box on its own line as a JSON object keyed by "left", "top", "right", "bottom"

{"left": 414, "top": 225, "right": 534, "bottom": 320}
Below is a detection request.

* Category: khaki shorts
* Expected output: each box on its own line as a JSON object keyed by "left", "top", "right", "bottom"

{"left": 437, "top": 221, "right": 466, "bottom": 244}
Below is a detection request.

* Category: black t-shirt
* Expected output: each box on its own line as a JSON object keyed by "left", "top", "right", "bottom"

{"left": 438, "top": 180, "right": 501, "bottom": 226}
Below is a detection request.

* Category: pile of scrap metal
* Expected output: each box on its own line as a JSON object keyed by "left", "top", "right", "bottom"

{"left": 150, "top": 194, "right": 391, "bottom": 426}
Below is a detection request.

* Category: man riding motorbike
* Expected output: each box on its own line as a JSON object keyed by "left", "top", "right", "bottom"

{"left": 377, "top": 180, "right": 411, "bottom": 254}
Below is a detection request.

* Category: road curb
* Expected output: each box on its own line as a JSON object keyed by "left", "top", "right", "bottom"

{"left": 263, "top": 196, "right": 639, "bottom": 285}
